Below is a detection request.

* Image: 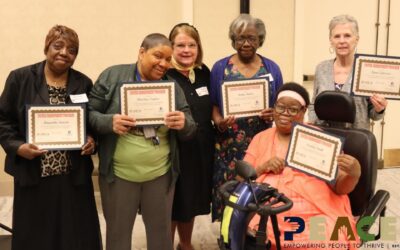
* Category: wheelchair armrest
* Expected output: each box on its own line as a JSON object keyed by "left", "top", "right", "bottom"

{"left": 0, "top": 223, "right": 12, "bottom": 233}
{"left": 360, "top": 189, "right": 390, "bottom": 219}
{"left": 218, "top": 180, "right": 240, "bottom": 201}
{"left": 357, "top": 190, "right": 390, "bottom": 245}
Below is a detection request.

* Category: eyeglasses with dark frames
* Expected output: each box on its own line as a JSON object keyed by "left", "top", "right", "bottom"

{"left": 274, "top": 104, "right": 303, "bottom": 116}
{"left": 234, "top": 35, "right": 258, "bottom": 46}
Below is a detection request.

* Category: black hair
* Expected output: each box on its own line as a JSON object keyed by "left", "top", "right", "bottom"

{"left": 276, "top": 82, "right": 310, "bottom": 107}
{"left": 140, "top": 33, "right": 171, "bottom": 50}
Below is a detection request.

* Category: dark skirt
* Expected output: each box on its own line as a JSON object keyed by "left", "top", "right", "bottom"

{"left": 172, "top": 126, "right": 214, "bottom": 222}
{"left": 12, "top": 174, "right": 101, "bottom": 250}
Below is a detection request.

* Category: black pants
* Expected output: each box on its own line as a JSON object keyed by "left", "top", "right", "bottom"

{"left": 12, "top": 175, "right": 101, "bottom": 250}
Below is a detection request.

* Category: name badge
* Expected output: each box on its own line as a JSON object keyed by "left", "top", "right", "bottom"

{"left": 70, "top": 94, "right": 89, "bottom": 103}
{"left": 259, "top": 73, "right": 274, "bottom": 82}
{"left": 143, "top": 127, "right": 156, "bottom": 139}
{"left": 195, "top": 86, "right": 209, "bottom": 96}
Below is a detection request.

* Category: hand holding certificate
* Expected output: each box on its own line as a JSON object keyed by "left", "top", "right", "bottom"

{"left": 352, "top": 54, "right": 400, "bottom": 100}
{"left": 120, "top": 81, "right": 176, "bottom": 125}
{"left": 221, "top": 78, "right": 269, "bottom": 118}
{"left": 286, "top": 124, "right": 344, "bottom": 182}
{"left": 26, "top": 105, "right": 86, "bottom": 150}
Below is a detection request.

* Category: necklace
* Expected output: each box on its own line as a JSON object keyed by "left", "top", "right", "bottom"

{"left": 47, "top": 82, "right": 66, "bottom": 87}
{"left": 44, "top": 65, "right": 68, "bottom": 87}
{"left": 333, "top": 58, "right": 352, "bottom": 85}
{"left": 45, "top": 75, "right": 67, "bottom": 87}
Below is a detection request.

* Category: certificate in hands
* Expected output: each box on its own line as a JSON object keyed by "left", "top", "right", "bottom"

{"left": 26, "top": 105, "right": 86, "bottom": 150}
{"left": 221, "top": 78, "right": 269, "bottom": 118}
{"left": 352, "top": 54, "right": 400, "bottom": 99}
{"left": 120, "top": 81, "right": 175, "bottom": 126}
{"left": 286, "top": 124, "right": 344, "bottom": 182}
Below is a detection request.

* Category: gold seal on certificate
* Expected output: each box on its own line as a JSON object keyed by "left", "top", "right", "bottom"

{"left": 286, "top": 124, "right": 343, "bottom": 182}
{"left": 27, "top": 105, "right": 85, "bottom": 150}
{"left": 221, "top": 78, "right": 269, "bottom": 118}
{"left": 352, "top": 54, "right": 400, "bottom": 99}
{"left": 120, "top": 81, "right": 175, "bottom": 125}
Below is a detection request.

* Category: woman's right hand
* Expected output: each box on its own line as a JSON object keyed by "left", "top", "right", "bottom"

{"left": 17, "top": 143, "right": 47, "bottom": 160}
{"left": 112, "top": 114, "right": 136, "bottom": 135}
{"left": 257, "top": 156, "right": 285, "bottom": 175}
{"left": 216, "top": 116, "right": 235, "bottom": 132}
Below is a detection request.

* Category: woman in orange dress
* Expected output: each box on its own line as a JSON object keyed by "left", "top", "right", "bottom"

{"left": 244, "top": 82, "right": 361, "bottom": 249}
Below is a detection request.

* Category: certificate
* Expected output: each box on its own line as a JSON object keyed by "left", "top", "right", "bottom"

{"left": 352, "top": 54, "right": 400, "bottom": 99}
{"left": 221, "top": 78, "right": 269, "bottom": 118}
{"left": 26, "top": 105, "right": 85, "bottom": 150}
{"left": 120, "top": 81, "right": 175, "bottom": 125}
{"left": 286, "top": 124, "right": 343, "bottom": 182}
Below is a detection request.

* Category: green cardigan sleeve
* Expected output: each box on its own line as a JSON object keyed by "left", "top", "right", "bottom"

{"left": 88, "top": 64, "right": 134, "bottom": 134}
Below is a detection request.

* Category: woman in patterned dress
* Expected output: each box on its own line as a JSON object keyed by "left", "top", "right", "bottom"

{"left": 0, "top": 25, "right": 101, "bottom": 250}
{"left": 210, "top": 14, "right": 283, "bottom": 221}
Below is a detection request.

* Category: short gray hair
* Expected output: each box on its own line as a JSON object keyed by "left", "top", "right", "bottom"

{"left": 329, "top": 15, "right": 359, "bottom": 38}
{"left": 229, "top": 14, "right": 266, "bottom": 48}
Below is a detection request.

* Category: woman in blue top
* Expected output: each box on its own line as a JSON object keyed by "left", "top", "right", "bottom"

{"left": 210, "top": 14, "right": 283, "bottom": 221}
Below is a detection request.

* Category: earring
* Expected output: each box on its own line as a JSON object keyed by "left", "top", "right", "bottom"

{"left": 329, "top": 47, "right": 335, "bottom": 54}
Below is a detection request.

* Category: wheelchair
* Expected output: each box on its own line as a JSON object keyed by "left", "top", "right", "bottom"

{"left": 313, "top": 91, "right": 390, "bottom": 237}
{"left": 218, "top": 160, "right": 293, "bottom": 250}
{"left": 218, "top": 90, "right": 390, "bottom": 250}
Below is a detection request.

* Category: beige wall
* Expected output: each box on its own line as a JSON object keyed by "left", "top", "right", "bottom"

{"left": 194, "top": 0, "right": 294, "bottom": 82}
{"left": 0, "top": 0, "right": 185, "bottom": 194}
{"left": 0, "top": 0, "right": 296, "bottom": 193}
{"left": 1, "top": 0, "right": 399, "bottom": 192}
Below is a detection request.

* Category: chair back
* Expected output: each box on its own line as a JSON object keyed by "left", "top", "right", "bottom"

{"left": 314, "top": 91, "right": 378, "bottom": 216}
{"left": 314, "top": 90, "right": 356, "bottom": 126}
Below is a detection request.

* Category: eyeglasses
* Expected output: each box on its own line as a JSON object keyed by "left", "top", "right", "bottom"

{"left": 274, "top": 104, "right": 303, "bottom": 116}
{"left": 235, "top": 36, "right": 258, "bottom": 46}
{"left": 174, "top": 43, "right": 197, "bottom": 50}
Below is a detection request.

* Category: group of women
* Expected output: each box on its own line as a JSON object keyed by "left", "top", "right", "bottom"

{"left": 0, "top": 13, "right": 388, "bottom": 250}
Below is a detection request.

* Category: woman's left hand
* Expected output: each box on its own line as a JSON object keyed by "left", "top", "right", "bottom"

{"left": 337, "top": 154, "right": 361, "bottom": 179}
{"left": 370, "top": 94, "right": 388, "bottom": 113}
{"left": 81, "top": 135, "right": 95, "bottom": 155}
{"left": 257, "top": 156, "right": 285, "bottom": 175}
{"left": 260, "top": 108, "right": 274, "bottom": 123}
{"left": 165, "top": 111, "right": 185, "bottom": 130}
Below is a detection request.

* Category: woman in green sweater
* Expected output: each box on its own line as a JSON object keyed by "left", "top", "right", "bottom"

{"left": 88, "top": 33, "right": 196, "bottom": 250}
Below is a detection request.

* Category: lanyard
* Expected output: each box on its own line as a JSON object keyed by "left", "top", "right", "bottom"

{"left": 134, "top": 66, "right": 159, "bottom": 146}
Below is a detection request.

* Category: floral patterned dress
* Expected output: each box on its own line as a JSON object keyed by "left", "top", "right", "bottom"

{"left": 212, "top": 59, "right": 272, "bottom": 221}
